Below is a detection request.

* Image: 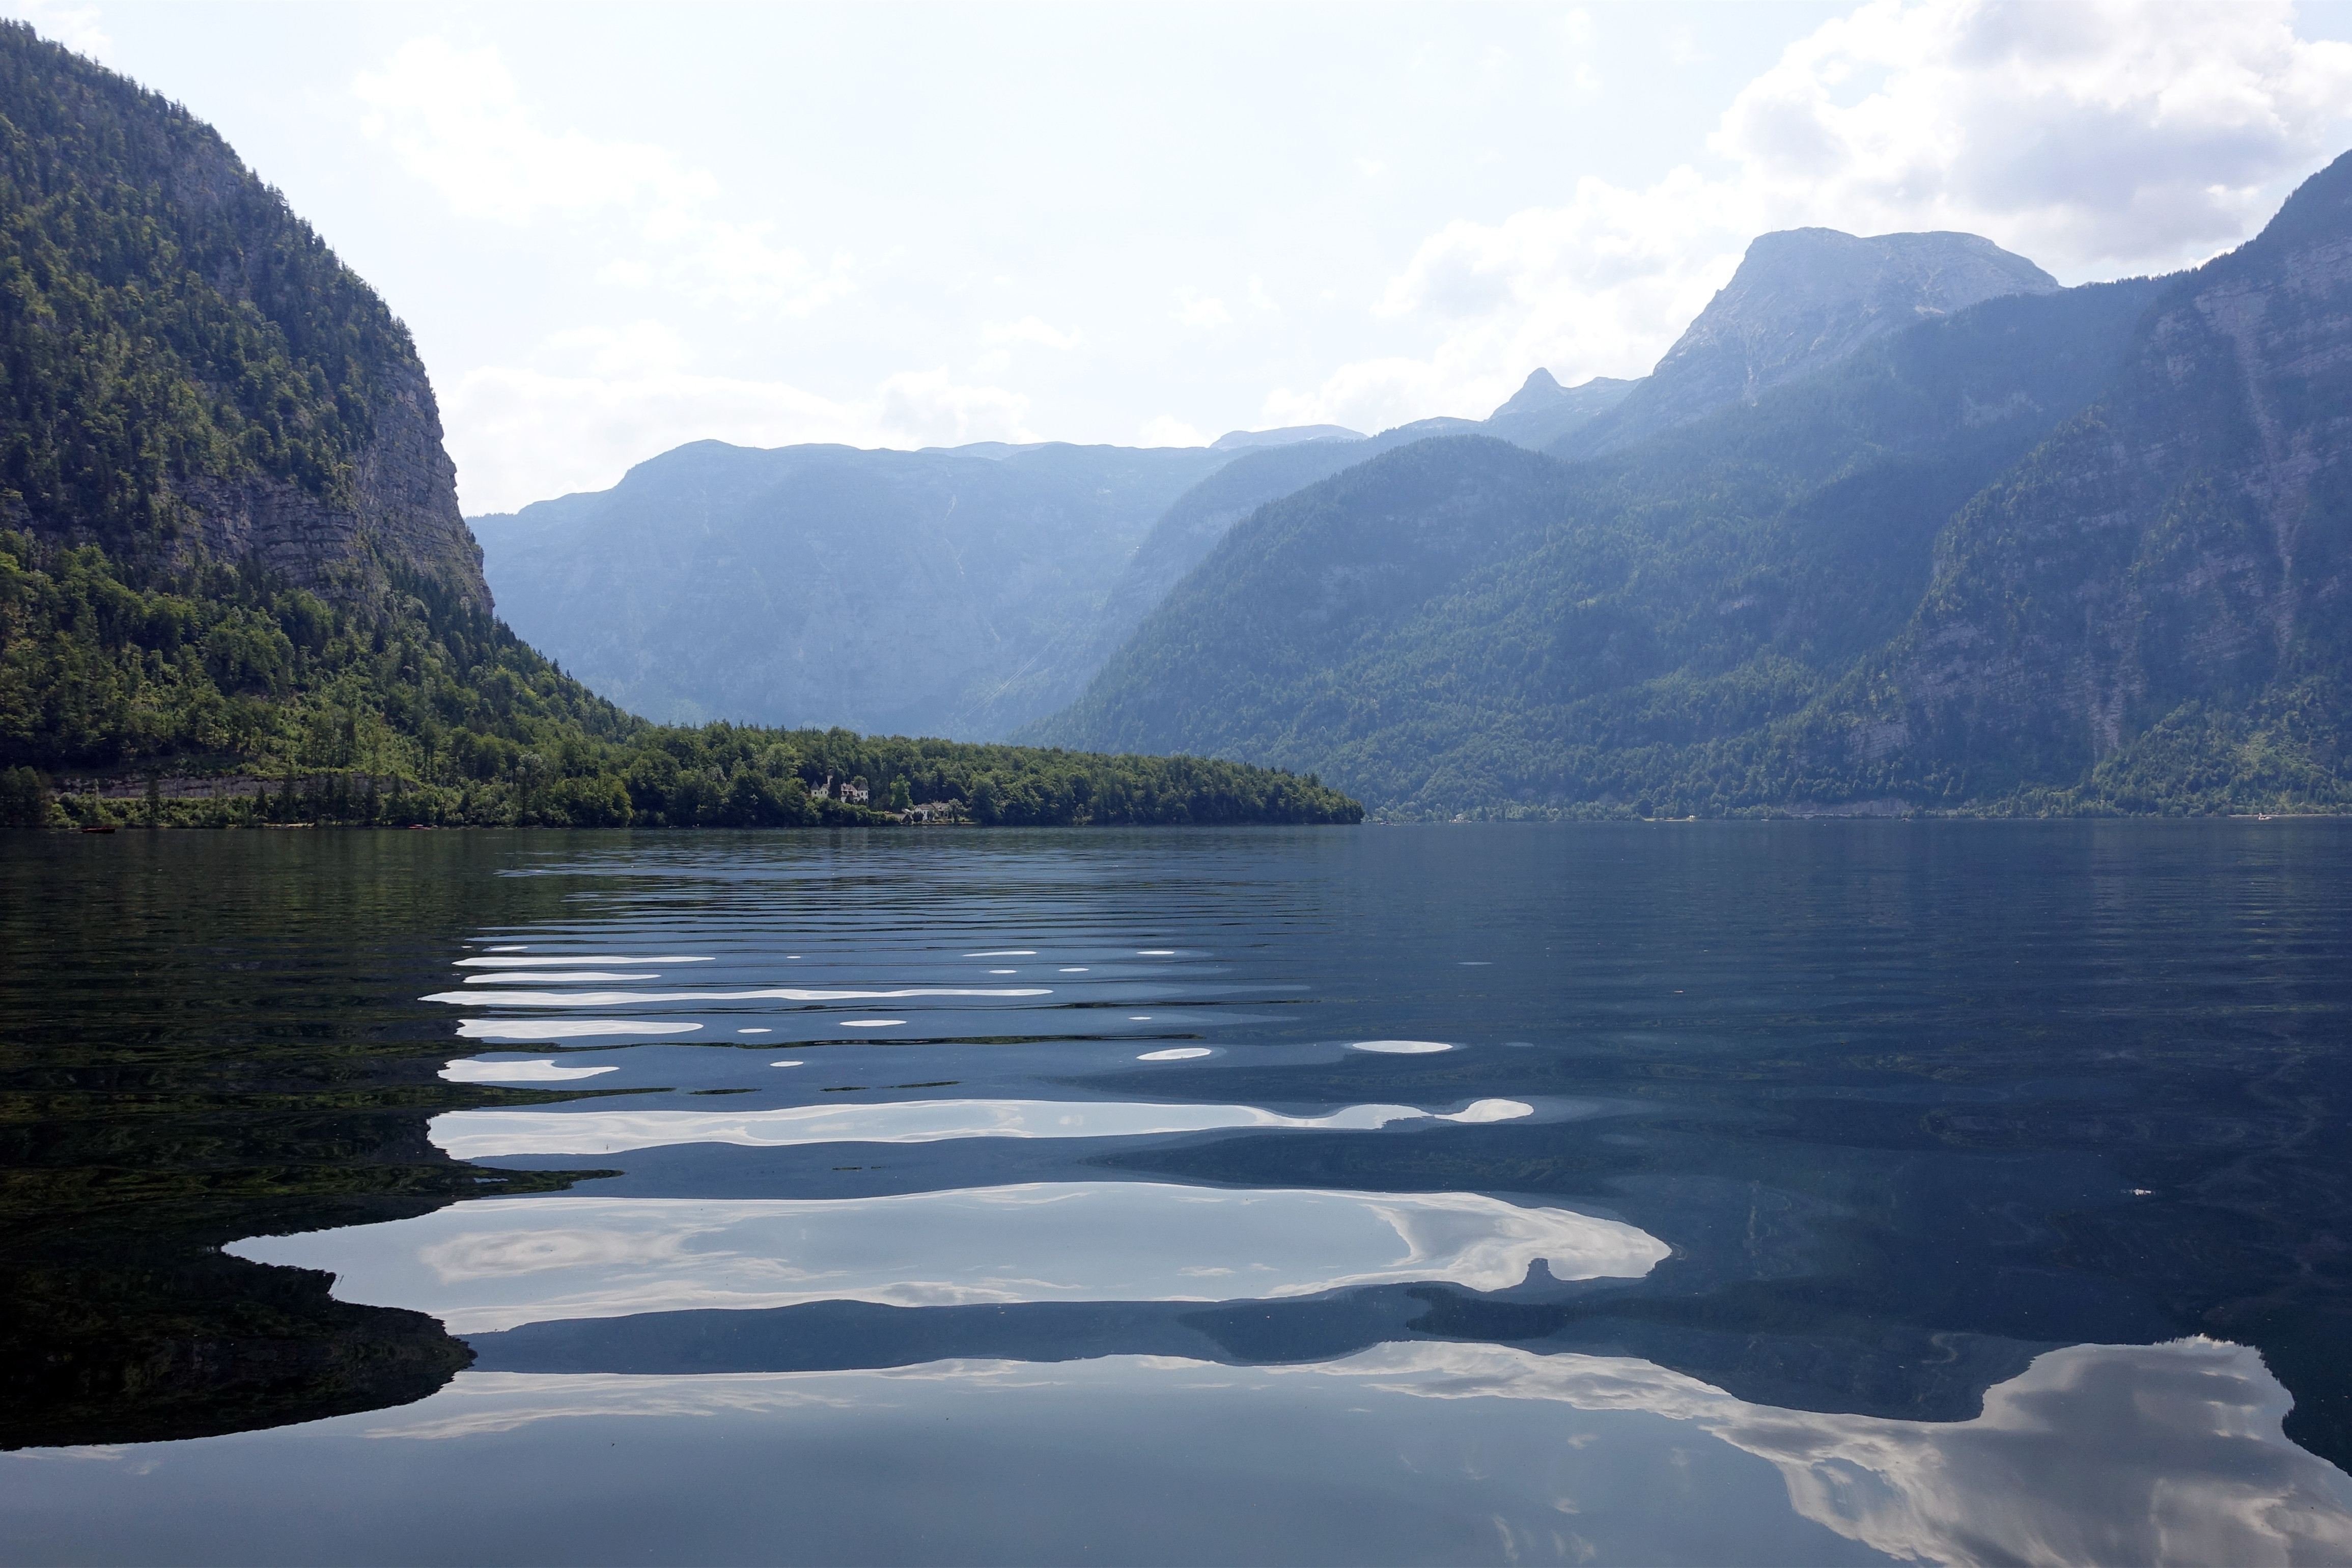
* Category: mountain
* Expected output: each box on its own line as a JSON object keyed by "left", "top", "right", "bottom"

{"left": 1028, "top": 247, "right": 2024, "bottom": 723}
{"left": 1553, "top": 229, "right": 2060, "bottom": 460}
{"left": 1020, "top": 242, "right": 2005, "bottom": 714}
{"left": 1028, "top": 393, "right": 1632, "bottom": 707}
{"left": 475, "top": 369, "right": 1636, "bottom": 743}
{"left": 1037, "top": 158, "right": 2352, "bottom": 817}
{"left": 1210, "top": 424, "right": 1362, "bottom": 451}
{"left": 1482, "top": 369, "right": 1638, "bottom": 449}
{"left": 474, "top": 223, "right": 2045, "bottom": 760}
{"left": 1029, "top": 193, "right": 2334, "bottom": 815}
{"left": 0, "top": 22, "right": 1360, "bottom": 833}
{"left": 470, "top": 439, "right": 1229, "bottom": 736}
{"left": 1843, "top": 153, "right": 2352, "bottom": 810}
{"left": 0, "top": 23, "right": 485, "bottom": 609}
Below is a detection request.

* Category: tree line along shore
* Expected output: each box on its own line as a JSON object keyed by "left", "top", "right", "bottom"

{"left": 0, "top": 532, "right": 1363, "bottom": 830}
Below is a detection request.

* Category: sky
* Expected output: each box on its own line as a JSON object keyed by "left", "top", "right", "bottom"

{"left": 11, "top": 1, "right": 2352, "bottom": 514}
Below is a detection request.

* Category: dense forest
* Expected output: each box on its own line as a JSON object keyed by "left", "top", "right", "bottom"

{"left": 0, "top": 529, "right": 1360, "bottom": 828}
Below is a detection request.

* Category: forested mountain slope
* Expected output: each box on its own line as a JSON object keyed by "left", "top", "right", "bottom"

{"left": 0, "top": 24, "right": 1360, "bottom": 829}
{"left": 1000, "top": 372, "right": 1641, "bottom": 735}
{"left": 1029, "top": 247, "right": 2239, "bottom": 812}
{"left": 1039, "top": 157, "right": 2352, "bottom": 817}
{"left": 1842, "top": 149, "right": 2352, "bottom": 810}
{"left": 0, "top": 22, "right": 482, "bottom": 608}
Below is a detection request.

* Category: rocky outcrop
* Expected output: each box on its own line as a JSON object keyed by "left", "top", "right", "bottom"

{"left": 176, "top": 360, "right": 485, "bottom": 609}
{"left": 1480, "top": 369, "right": 1636, "bottom": 449}
{"left": 1879, "top": 152, "right": 2352, "bottom": 788}
{"left": 179, "top": 364, "right": 487, "bottom": 611}
{"left": 1557, "top": 229, "right": 2060, "bottom": 460}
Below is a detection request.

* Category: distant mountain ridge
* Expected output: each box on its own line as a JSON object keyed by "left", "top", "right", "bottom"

{"left": 1210, "top": 424, "right": 1362, "bottom": 451}
{"left": 471, "top": 440, "right": 1231, "bottom": 736}
{"left": 479, "top": 228, "right": 2062, "bottom": 747}
{"left": 472, "top": 363, "right": 1636, "bottom": 739}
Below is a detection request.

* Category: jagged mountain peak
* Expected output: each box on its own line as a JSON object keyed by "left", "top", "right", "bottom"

{"left": 1553, "top": 226, "right": 2058, "bottom": 459}
{"left": 1665, "top": 227, "right": 2059, "bottom": 376}
{"left": 1497, "top": 367, "right": 1564, "bottom": 406}
{"left": 1480, "top": 369, "right": 1638, "bottom": 448}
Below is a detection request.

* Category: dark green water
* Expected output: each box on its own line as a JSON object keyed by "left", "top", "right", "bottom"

{"left": 3, "top": 823, "right": 2350, "bottom": 1564}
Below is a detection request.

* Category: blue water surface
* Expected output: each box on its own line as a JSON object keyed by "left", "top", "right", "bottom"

{"left": 4, "top": 822, "right": 2351, "bottom": 1565}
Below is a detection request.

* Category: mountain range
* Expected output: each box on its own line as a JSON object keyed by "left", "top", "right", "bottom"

{"left": 484, "top": 203, "right": 2295, "bottom": 818}
{"left": 482, "top": 225, "right": 2053, "bottom": 748}
{"left": 1027, "top": 158, "right": 2352, "bottom": 817}
{"left": 468, "top": 356, "right": 1643, "bottom": 737}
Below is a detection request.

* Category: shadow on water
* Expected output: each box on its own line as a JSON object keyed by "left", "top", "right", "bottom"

{"left": 0, "top": 831, "right": 614, "bottom": 1449}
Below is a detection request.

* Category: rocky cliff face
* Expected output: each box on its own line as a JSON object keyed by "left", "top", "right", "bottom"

{"left": 1557, "top": 229, "right": 2060, "bottom": 460}
{"left": 1877, "top": 152, "right": 2352, "bottom": 790}
{"left": 176, "top": 361, "right": 484, "bottom": 610}
{"left": 0, "top": 22, "right": 488, "bottom": 611}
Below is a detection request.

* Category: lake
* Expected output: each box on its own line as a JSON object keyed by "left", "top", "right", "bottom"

{"left": 4, "top": 822, "right": 2351, "bottom": 1565}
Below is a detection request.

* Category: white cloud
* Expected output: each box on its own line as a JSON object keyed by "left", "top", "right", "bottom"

{"left": 4, "top": 0, "right": 107, "bottom": 57}
{"left": 1270, "top": 165, "right": 1736, "bottom": 433}
{"left": 980, "top": 316, "right": 1085, "bottom": 350}
{"left": 1171, "top": 287, "right": 1233, "bottom": 329}
{"left": 445, "top": 344, "right": 1034, "bottom": 513}
{"left": 1711, "top": 0, "right": 2352, "bottom": 271}
{"left": 1138, "top": 415, "right": 1209, "bottom": 447}
{"left": 1273, "top": 0, "right": 2352, "bottom": 434}
{"left": 874, "top": 367, "right": 1037, "bottom": 448}
{"left": 355, "top": 37, "right": 852, "bottom": 318}
{"left": 530, "top": 320, "right": 696, "bottom": 379}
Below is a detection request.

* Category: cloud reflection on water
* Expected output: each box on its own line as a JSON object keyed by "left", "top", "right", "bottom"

{"left": 422, "top": 987, "right": 1052, "bottom": 1006}
{"left": 1311, "top": 1337, "right": 2352, "bottom": 1568}
{"left": 426, "top": 1097, "right": 1537, "bottom": 1158}
{"left": 228, "top": 1183, "right": 1663, "bottom": 1333}
{"left": 355, "top": 1338, "right": 2352, "bottom": 1567}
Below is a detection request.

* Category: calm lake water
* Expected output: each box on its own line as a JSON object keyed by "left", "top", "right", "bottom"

{"left": 5, "top": 823, "right": 2352, "bottom": 1565}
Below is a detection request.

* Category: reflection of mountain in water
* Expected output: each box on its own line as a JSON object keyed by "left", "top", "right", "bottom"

{"left": 0, "top": 835, "right": 614, "bottom": 1450}
{"left": 4, "top": 1203, "right": 471, "bottom": 1451}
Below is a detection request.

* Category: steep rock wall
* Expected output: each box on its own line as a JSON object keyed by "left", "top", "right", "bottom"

{"left": 174, "top": 361, "right": 485, "bottom": 608}
{"left": 1881, "top": 153, "right": 2352, "bottom": 788}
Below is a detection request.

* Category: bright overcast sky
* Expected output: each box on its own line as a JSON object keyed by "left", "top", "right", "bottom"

{"left": 12, "top": 1, "right": 2352, "bottom": 512}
